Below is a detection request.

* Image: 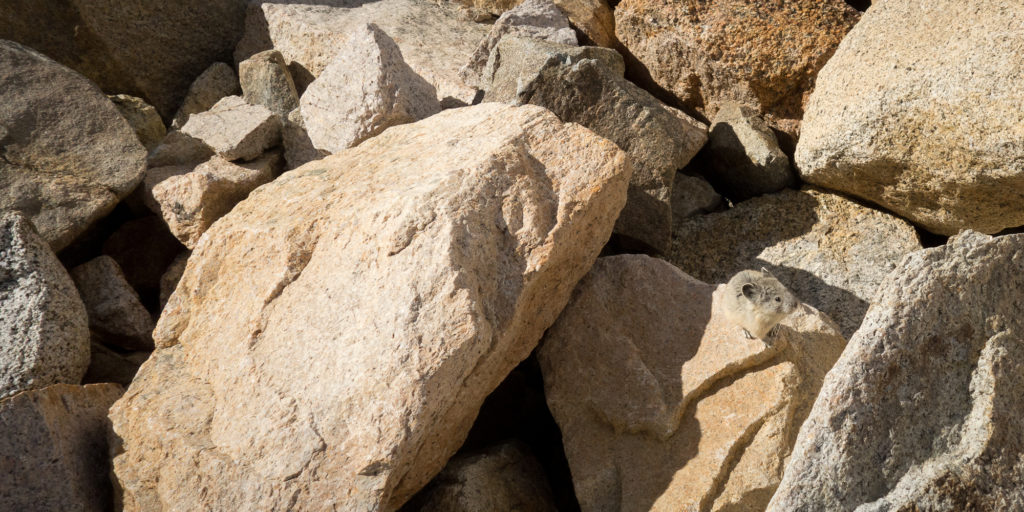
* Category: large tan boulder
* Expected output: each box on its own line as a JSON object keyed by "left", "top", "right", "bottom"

{"left": 448, "top": 0, "right": 617, "bottom": 48}
{"left": 538, "top": 255, "right": 846, "bottom": 512}
{"left": 235, "top": 0, "right": 489, "bottom": 106}
{"left": 670, "top": 188, "right": 922, "bottom": 338}
{"left": 0, "top": 40, "right": 147, "bottom": 251}
{"left": 768, "top": 231, "right": 1024, "bottom": 511}
{"left": 0, "top": 383, "right": 124, "bottom": 512}
{"left": 108, "top": 103, "right": 631, "bottom": 511}
{"left": 796, "top": 1, "right": 1024, "bottom": 235}
{"left": 0, "top": 0, "right": 246, "bottom": 118}
{"left": 614, "top": 0, "right": 858, "bottom": 138}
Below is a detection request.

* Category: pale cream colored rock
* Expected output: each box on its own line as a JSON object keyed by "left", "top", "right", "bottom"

{"left": 0, "top": 383, "right": 124, "bottom": 512}
{"left": 109, "top": 103, "right": 631, "bottom": 511}
{"left": 239, "top": 49, "right": 299, "bottom": 117}
{"left": 0, "top": 41, "right": 147, "bottom": 251}
{"left": 300, "top": 24, "right": 441, "bottom": 153}
{"left": 768, "top": 231, "right": 1024, "bottom": 511}
{"left": 671, "top": 188, "right": 922, "bottom": 338}
{"left": 171, "top": 62, "right": 240, "bottom": 129}
{"left": 181, "top": 95, "right": 281, "bottom": 162}
{"left": 108, "top": 94, "right": 167, "bottom": 150}
{"left": 235, "top": 0, "right": 489, "bottom": 105}
{"left": 152, "top": 154, "right": 280, "bottom": 249}
{"left": 69, "top": 256, "right": 154, "bottom": 351}
{"left": 796, "top": 0, "right": 1024, "bottom": 235}
{"left": 708, "top": 101, "right": 793, "bottom": 201}
{"left": 282, "top": 108, "right": 326, "bottom": 170}
{"left": 0, "top": 213, "right": 90, "bottom": 399}
{"left": 448, "top": 0, "right": 617, "bottom": 48}
{"left": 146, "top": 130, "right": 214, "bottom": 168}
{"left": 538, "top": 255, "right": 845, "bottom": 512}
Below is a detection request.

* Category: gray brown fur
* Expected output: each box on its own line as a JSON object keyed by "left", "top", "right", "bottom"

{"left": 721, "top": 268, "right": 799, "bottom": 340}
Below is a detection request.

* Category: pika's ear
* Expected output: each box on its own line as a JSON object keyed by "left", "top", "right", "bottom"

{"left": 761, "top": 267, "right": 777, "bottom": 279}
{"left": 742, "top": 283, "right": 759, "bottom": 300}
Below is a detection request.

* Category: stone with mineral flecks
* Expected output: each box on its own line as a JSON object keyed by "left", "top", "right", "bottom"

{"left": 239, "top": 50, "right": 299, "bottom": 117}
{"left": 108, "top": 94, "right": 167, "bottom": 150}
{"left": 70, "top": 256, "right": 154, "bottom": 351}
{"left": 171, "top": 62, "right": 241, "bottom": 129}
{"left": 707, "top": 101, "right": 793, "bottom": 201}
{"left": 181, "top": 96, "right": 281, "bottom": 162}
{"left": 282, "top": 108, "right": 326, "bottom": 170}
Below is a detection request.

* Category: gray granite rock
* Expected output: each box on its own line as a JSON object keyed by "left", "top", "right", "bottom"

{"left": 671, "top": 173, "right": 723, "bottom": 222}
{"left": 69, "top": 256, "right": 154, "bottom": 351}
{"left": 146, "top": 130, "right": 215, "bottom": 169}
{"left": 82, "top": 342, "right": 147, "bottom": 386}
{"left": 181, "top": 96, "right": 281, "bottom": 162}
{"left": 0, "top": 213, "right": 90, "bottom": 399}
{"left": 108, "top": 94, "right": 167, "bottom": 150}
{"left": 239, "top": 50, "right": 299, "bottom": 117}
{"left": 159, "top": 251, "right": 189, "bottom": 311}
{"left": 768, "top": 231, "right": 1024, "bottom": 511}
{"left": 171, "top": 62, "right": 240, "bottom": 129}
{"left": 707, "top": 101, "right": 793, "bottom": 201}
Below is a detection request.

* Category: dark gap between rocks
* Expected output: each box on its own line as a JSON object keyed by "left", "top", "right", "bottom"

{"left": 845, "top": 0, "right": 871, "bottom": 12}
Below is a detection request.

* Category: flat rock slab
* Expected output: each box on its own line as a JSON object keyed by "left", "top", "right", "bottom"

{"left": 171, "top": 62, "right": 240, "bottom": 129}
{"left": 0, "top": 383, "right": 124, "bottom": 512}
{"left": 538, "top": 255, "right": 846, "bottom": 512}
{"left": 768, "top": 231, "right": 1024, "bottom": 511}
{"left": 796, "top": 0, "right": 1024, "bottom": 235}
{"left": 109, "top": 103, "right": 631, "bottom": 511}
{"left": 235, "top": 0, "right": 490, "bottom": 105}
{"left": 0, "top": 40, "right": 147, "bottom": 251}
{"left": 181, "top": 95, "right": 280, "bottom": 162}
{"left": 670, "top": 187, "right": 922, "bottom": 338}
{"left": 0, "top": 212, "right": 90, "bottom": 399}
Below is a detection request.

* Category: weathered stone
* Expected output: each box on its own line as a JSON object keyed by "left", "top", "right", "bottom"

{"left": 158, "top": 251, "right": 189, "bottom": 311}
{"left": 69, "top": 256, "right": 154, "bottom": 351}
{"left": 171, "top": 62, "right": 241, "bottom": 129}
{"left": 0, "top": 1, "right": 246, "bottom": 118}
{"left": 406, "top": 442, "right": 558, "bottom": 512}
{"left": 181, "top": 95, "right": 281, "bottom": 162}
{"left": 108, "top": 94, "right": 167, "bottom": 150}
{"left": 538, "top": 255, "right": 846, "bottom": 512}
{"left": 133, "top": 164, "right": 194, "bottom": 214}
{"left": 0, "top": 213, "right": 90, "bottom": 399}
{"left": 152, "top": 154, "right": 281, "bottom": 249}
{"left": 235, "top": 0, "right": 489, "bottom": 105}
{"left": 82, "top": 342, "right": 146, "bottom": 386}
{"left": 239, "top": 50, "right": 299, "bottom": 117}
{"left": 102, "top": 216, "right": 185, "bottom": 311}
{"left": 671, "top": 173, "right": 722, "bottom": 222}
{"left": 146, "top": 130, "right": 215, "bottom": 169}
{"left": 0, "top": 40, "right": 147, "bottom": 251}
{"left": 300, "top": 24, "right": 440, "bottom": 154}
{"left": 614, "top": 0, "right": 859, "bottom": 137}
{"left": 481, "top": 36, "right": 623, "bottom": 103}
{"left": 109, "top": 103, "right": 630, "bottom": 511}
{"left": 671, "top": 188, "right": 922, "bottom": 338}
{"left": 0, "top": 383, "right": 124, "bottom": 512}
{"left": 502, "top": 55, "right": 706, "bottom": 253}
{"left": 768, "top": 231, "right": 1024, "bottom": 511}
{"left": 707, "top": 101, "right": 793, "bottom": 201}
{"left": 449, "top": 0, "right": 617, "bottom": 48}
{"left": 796, "top": 1, "right": 1024, "bottom": 236}
{"left": 461, "top": 0, "right": 577, "bottom": 87}
{"left": 282, "top": 108, "right": 326, "bottom": 170}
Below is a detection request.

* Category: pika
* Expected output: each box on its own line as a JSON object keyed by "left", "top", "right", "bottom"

{"left": 722, "top": 268, "right": 799, "bottom": 340}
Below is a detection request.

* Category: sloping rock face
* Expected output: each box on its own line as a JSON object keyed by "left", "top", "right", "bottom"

{"left": 768, "top": 231, "right": 1024, "bottom": 511}
{"left": 235, "top": 0, "right": 489, "bottom": 105}
{"left": 0, "top": 213, "right": 90, "bottom": 399}
{"left": 180, "top": 95, "right": 281, "bottom": 162}
{"left": 109, "top": 103, "right": 631, "bottom": 511}
{"left": 0, "top": 383, "right": 124, "bottom": 512}
{"left": 171, "top": 62, "right": 240, "bottom": 129}
{"left": 108, "top": 94, "right": 166, "bottom": 150}
{"left": 707, "top": 101, "right": 793, "bottom": 201}
{"left": 671, "top": 188, "right": 921, "bottom": 338}
{"left": 0, "top": 0, "right": 246, "bottom": 118}
{"left": 538, "top": 255, "right": 846, "bottom": 512}
{"left": 449, "top": 0, "right": 617, "bottom": 48}
{"left": 481, "top": 36, "right": 623, "bottom": 104}
{"left": 239, "top": 50, "right": 299, "bottom": 118}
{"left": 70, "top": 255, "right": 154, "bottom": 351}
{"left": 614, "top": 0, "right": 858, "bottom": 136}
{"left": 0, "top": 40, "right": 147, "bottom": 251}
{"left": 796, "top": 1, "right": 1024, "bottom": 236}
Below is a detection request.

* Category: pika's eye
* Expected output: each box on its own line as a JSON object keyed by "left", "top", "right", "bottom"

{"left": 775, "top": 297, "right": 781, "bottom": 302}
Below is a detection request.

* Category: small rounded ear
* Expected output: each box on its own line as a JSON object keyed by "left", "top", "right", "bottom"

{"left": 742, "top": 283, "right": 759, "bottom": 300}
{"left": 761, "top": 267, "right": 777, "bottom": 279}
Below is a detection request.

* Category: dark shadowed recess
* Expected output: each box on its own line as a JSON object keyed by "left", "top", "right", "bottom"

{"left": 845, "top": 0, "right": 871, "bottom": 11}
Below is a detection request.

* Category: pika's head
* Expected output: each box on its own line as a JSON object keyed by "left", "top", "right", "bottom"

{"left": 742, "top": 268, "right": 799, "bottom": 316}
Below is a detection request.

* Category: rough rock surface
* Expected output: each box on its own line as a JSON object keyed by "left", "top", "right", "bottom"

{"left": 671, "top": 173, "right": 722, "bottom": 222}
{"left": 0, "top": 383, "right": 124, "bottom": 512}
{"left": 0, "top": 40, "right": 147, "bottom": 251}
{"left": 796, "top": 0, "right": 1024, "bottom": 235}
{"left": 538, "top": 255, "right": 846, "bottom": 512}
{"left": 108, "top": 103, "right": 631, "bottom": 511}
{"left": 102, "top": 216, "right": 185, "bottom": 310}
{"left": 180, "top": 96, "right": 281, "bottom": 162}
{"left": 671, "top": 188, "right": 921, "bottom": 338}
{"left": 159, "top": 252, "right": 189, "bottom": 310}
{"left": 768, "top": 231, "right": 1024, "bottom": 511}
{"left": 707, "top": 101, "right": 793, "bottom": 201}
{"left": 282, "top": 108, "right": 326, "bottom": 170}
{"left": 171, "top": 62, "right": 240, "bottom": 129}
{"left": 501, "top": 55, "right": 706, "bottom": 253}
{"left": 614, "top": 0, "right": 859, "bottom": 136}
{"left": 406, "top": 442, "right": 558, "bottom": 512}
{"left": 449, "top": 0, "right": 617, "bottom": 48}
{"left": 239, "top": 50, "right": 299, "bottom": 117}
{"left": 70, "top": 256, "right": 154, "bottom": 351}
{"left": 0, "top": 0, "right": 246, "bottom": 118}
{"left": 109, "top": 95, "right": 167, "bottom": 150}
{"left": 300, "top": 24, "right": 440, "bottom": 153}
{"left": 235, "top": 0, "right": 489, "bottom": 105}
{"left": 152, "top": 154, "right": 281, "bottom": 249}
{"left": 0, "top": 213, "right": 90, "bottom": 399}
{"left": 481, "top": 36, "right": 623, "bottom": 104}
{"left": 461, "top": 0, "right": 578, "bottom": 87}
{"left": 82, "top": 342, "right": 147, "bottom": 386}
